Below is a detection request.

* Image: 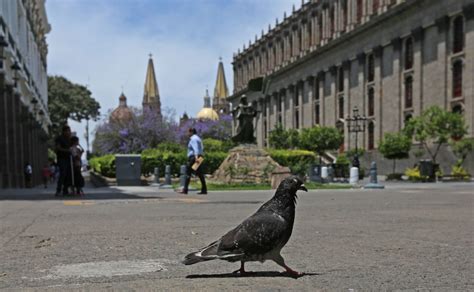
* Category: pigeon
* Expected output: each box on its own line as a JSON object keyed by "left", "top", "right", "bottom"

{"left": 183, "top": 175, "right": 307, "bottom": 277}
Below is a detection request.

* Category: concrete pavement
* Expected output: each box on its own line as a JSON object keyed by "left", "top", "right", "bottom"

{"left": 0, "top": 182, "right": 473, "bottom": 291}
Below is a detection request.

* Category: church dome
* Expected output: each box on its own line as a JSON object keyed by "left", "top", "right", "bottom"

{"left": 110, "top": 92, "right": 133, "bottom": 123}
{"left": 197, "top": 107, "right": 219, "bottom": 121}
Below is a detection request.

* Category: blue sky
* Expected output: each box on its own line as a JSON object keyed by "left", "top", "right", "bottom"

{"left": 46, "top": 0, "right": 300, "bottom": 146}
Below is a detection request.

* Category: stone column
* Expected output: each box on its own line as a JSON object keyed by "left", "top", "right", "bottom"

{"left": 318, "top": 71, "right": 326, "bottom": 126}
{"left": 298, "top": 82, "right": 304, "bottom": 128}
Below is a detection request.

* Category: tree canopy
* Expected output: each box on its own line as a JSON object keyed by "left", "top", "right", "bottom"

{"left": 379, "top": 132, "right": 412, "bottom": 173}
{"left": 299, "top": 126, "right": 343, "bottom": 155}
{"left": 48, "top": 75, "right": 101, "bottom": 137}
{"left": 403, "top": 106, "right": 467, "bottom": 164}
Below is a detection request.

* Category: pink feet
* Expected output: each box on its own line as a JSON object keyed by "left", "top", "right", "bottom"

{"left": 284, "top": 265, "right": 304, "bottom": 278}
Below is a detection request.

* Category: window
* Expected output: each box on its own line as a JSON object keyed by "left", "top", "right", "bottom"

{"left": 294, "top": 86, "right": 299, "bottom": 107}
{"left": 295, "top": 110, "right": 300, "bottom": 129}
{"left": 338, "top": 67, "right": 344, "bottom": 92}
{"left": 315, "top": 104, "right": 320, "bottom": 125}
{"left": 368, "top": 54, "right": 375, "bottom": 82}
{"left": 357, "top": 0, "right": 363, "bottom": 23}
{"left": 368, "top": 122, "right": 375, "bottom": 150}
{"left": 453, "top": 60, "right": 463, "bottom": 98}
{"left": 314, "top": 78, "right": 320, "bottom": 100}
{"left": 280, "top": 41, "right": 284, "bottom": 63}
{"left": 342, "top": 0, "right": 348, "bottom": 29}
{"left": 319, "top": 17, "right": 323, "bottom": 41}
{"left": 368, "top": 87, "right": 375, "bottom": 116}
{"left": 338, "top": 96, "right": 344, "bottom": 119}
{"left": 373, "top": 0, "right": 379, "bottom": 14}
{"left": 298, "top": 29, "right": 302, "bottom": 52}
{"left": 405, "top": 38, "right": 414, "bottom": 70}
{"left": 453, "top": 16, "right": 464, "bottom": 54}
{"left": 307, "top": 22, "right": 312, "bottom": 47}
{"left": 405, "top": 76, "right": 413, "bottom": 108}
{"left": 330, "top": 8, "right": 335, "bottom": 36}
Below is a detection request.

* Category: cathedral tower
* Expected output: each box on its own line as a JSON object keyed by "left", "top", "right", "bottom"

{"left": 212, "top": 58, "right": 230, "bottom": 114}
{"left": 142, "top": 54, "right": 162, "bottom": 118}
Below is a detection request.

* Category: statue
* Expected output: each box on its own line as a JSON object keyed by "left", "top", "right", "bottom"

{"left": 232, "top": 95, "right": 257, "bottom": 144}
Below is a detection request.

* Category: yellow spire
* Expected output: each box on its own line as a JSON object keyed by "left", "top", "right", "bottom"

{"left": 143, "top": 54, "right": 160, "bottom": 105}
{"left": 213, "top": 57, "right": 229, "bottom": 99}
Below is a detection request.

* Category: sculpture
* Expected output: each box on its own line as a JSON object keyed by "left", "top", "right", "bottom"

{"left": 232, "top": 95, "right": 257, "bottom": 144}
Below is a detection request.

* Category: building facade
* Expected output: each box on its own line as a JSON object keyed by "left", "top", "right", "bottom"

{"left": 229, "top": 0, "right": 474, "bottom": 174}
{"left": 0, "top": 0, "right": 51, "bottom": 188}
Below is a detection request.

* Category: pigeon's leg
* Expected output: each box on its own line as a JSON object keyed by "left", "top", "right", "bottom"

{"left": 273, "top": 255, "right": 303, "bottom": 278}
{"left": 232, "top": 261, "right": 246, "bottom": 275}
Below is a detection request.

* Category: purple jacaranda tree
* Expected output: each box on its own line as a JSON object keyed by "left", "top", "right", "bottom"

{"left": 93, "top": 107, "right": 179, "bottom": 155}
{"left": 177, "top": 114, "right": 233, "bottom": 144}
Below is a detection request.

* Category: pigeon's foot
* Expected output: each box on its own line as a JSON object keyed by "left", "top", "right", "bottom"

{"left": 284, "top": 268, "right": 304, "bottom": 278}
{"left": 232, "top": 262, "right": 247, "bottom": 276}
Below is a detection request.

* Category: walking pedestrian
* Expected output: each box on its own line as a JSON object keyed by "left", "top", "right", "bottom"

{"left": 177, "top": 127, "right": 207, "bottom": 195}
{"left": 55, "top": 125, "right": 72, "bottom": 196}
{"left": 24, "top": 162, "right": 32, "bottom": 188}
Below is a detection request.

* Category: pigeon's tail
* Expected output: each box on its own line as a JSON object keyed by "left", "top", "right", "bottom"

{"left": 183, "top": 240, "right": 243, "bottom": 265}
{"left": 183, "top": 240, "right": 220, "bottom": 265}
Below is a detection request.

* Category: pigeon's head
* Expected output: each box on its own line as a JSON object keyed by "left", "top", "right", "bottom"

{"left": 278, "top": 176, "right": 308, "bottom": 198}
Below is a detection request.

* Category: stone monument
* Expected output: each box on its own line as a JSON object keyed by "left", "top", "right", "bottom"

{"left": 213, "top": 95, "right": 284, "bottom": 185}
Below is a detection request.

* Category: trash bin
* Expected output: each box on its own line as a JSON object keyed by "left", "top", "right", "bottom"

{"left": 115, "top": 154, "right": 141, "bottom": 186}
{"left": 419, "top": 159, "right": 435, "bottom": 181}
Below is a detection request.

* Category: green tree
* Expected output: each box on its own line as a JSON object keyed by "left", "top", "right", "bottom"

{"left": 268, "top": 123, "right": 290, "bottom": 149}
{"left": 299, "top": 126, "right": 343, "bottom": 164}
{"left": 403, "top": 106, "right": 467, "bottom": 164}
{"left": 48, "top": 75, "right": 101, "bottom": 138}
{"left": 451, "top": 138, "right": 474, "bottom": 166}
{"left": 379, "top": 132, "right": 412, "bottom": 174}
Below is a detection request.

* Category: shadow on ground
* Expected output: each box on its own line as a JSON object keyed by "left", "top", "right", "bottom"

{"left": 186, "top": 271, "right": 320, "bottom": 279}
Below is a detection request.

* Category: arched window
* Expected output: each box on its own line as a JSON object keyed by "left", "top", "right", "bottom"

{"left": 280, "top": 41, "right": 284, "bottom": 63}
{"left": 368, "top": 54, "right": 375, "bottom": 82}
{"left": 405, "top": 76, "right": 413, "bottom": 108}
{"left": 314, "top": 78, "right": 320, "bottom": 100}
{"left": 357, "top": 0, "right": 363, "bottom": 23}
{"left": 338, "top": 96, "right": 344, "bottom": 119}
{"left": 405, "top": 38, "right": 413, "bottom": 70}
{"left": 453, "top": 16, "right": 464, "bottom": 54}
{"left": 298, "top": 29, "right": 302, "bottom": 53}
{"left": 289, "top": 35, "right": 293, "bottom": 58}
{"left": 453, "top": 60, "right": 463, "bottom": 98}
{"left": 294, "top": 86, "right": 300, "bottom": 107}
{"left": 368, "top": 122, "right": 375, "bottom": 150}
{"left": 338, "top": 67, "right": 344, "bottom": 92}
{"left": 368, "top": 87, "right": 375, "bottom": 116}
{"left": 307, "top": 22, "right": 312, "bottom": 47}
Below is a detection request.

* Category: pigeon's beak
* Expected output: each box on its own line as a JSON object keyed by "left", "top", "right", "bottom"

{"left": 298, "top": 184, "right": 308, "bottom": 192}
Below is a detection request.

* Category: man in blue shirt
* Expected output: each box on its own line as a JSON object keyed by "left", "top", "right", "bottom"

{"left": 178, "top": 128, "right": 207, "bottom": 194}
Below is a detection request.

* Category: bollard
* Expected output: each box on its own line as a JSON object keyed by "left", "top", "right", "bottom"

{"left": 364, "top": 161, "right": 385, "bottom": 189}
{"left": 179, "top": 165, "right": 187, "bottom": 189}
{"left": 349, "top": 167, "right": 359, "bottom": 185}
{"left": 321, "top": 166, "right": 328, "bottom": 179}
{"left": 151, "top": 167, "right": 160, "bottom": 186}
{"left": 160, "top": 165, "right": 173, "bottom": 189}
{"left": 327, "top": 166, "right": 334, "bottom": 183}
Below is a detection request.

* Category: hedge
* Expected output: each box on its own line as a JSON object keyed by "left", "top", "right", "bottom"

{"left": 91, "top": 151, "right": 227, "bottom": 178}
{"left": 267, "top": 149, "right": 317, "bottom": 176}
{"left": 90, "top": 154, "right": 116, "bottom": 178}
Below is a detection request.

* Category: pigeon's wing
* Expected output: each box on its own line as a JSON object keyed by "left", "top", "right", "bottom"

{"left": 217, "top": 210, "right": 290, "bottom": 256}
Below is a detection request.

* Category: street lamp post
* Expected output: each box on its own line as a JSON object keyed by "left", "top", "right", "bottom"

{"left": 345, "top": 106, "right": 368, "bottom": 169}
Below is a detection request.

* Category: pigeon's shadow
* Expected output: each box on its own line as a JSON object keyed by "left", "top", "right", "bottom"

{"left": 186, "top": 271, "right": 320, "bottom": 279}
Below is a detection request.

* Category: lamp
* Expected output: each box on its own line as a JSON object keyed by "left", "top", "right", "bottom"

{"left": 345, "top": 106, "right": 368, "bottom": 169}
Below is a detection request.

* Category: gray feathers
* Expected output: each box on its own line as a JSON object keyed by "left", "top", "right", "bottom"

{"left": 183, "top": 176, "right": 307, "bottom": 266}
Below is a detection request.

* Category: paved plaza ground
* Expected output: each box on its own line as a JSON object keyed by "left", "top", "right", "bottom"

{"left": 0, "top": 181, "right": 473, "bottom": 291}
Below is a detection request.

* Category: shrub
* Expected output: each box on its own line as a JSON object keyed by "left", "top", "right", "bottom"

{"left": 451, "top": 165, "right": 470, "bottom": 180}
{"left": 203, "top": 138, "right": 235, "bottom": 153}
{"left": 404, "top": 167, "right": 429, "bottom": 182}
{"left": 90, "top": 154, "right": 116, "bottom": 178}
{"left": 267, "top": 149, "right": 317, "bottom": 176}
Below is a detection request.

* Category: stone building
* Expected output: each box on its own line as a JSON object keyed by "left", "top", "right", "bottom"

{"left": 229, "top": 0, "right": 474, "bottom": 174}
{"left": 0, "top": 0, "right": 51, "bottom": 188}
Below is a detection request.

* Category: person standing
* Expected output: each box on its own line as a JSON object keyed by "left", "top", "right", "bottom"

{"left": 70, "top": 136, "right": 85, "bottom": 195}
{"left": 178, "top": 128, "right": 207, "bottom": 195}
{"left": 55, "top": 125, "right": 72, "bottom": 196}
{"left": 24, "top": 162, "right": 32, "bottom": 188}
